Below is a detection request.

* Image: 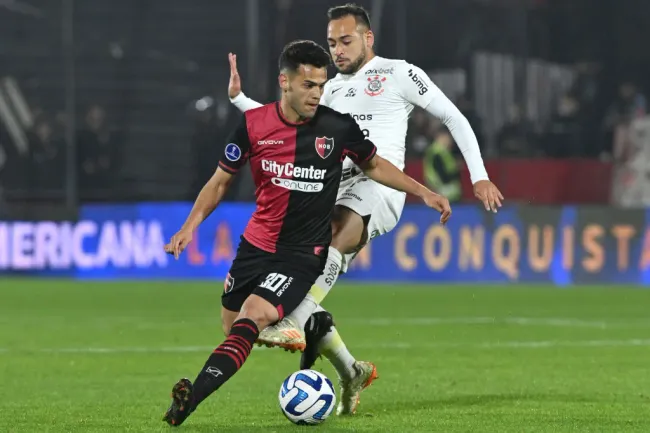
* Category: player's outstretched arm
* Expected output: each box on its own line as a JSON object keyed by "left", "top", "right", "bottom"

{"left": 166, "top": 114, "right": 252, "bottom": 259}
{"left": 342, "top": 117, "right": 451, "bottom": 223}
{"left": 424, "top": 93, "right": 503, "bottom": 212}
{"left": 228, "top": 52, "right": 264, "bottom": 112}
{"left": 165, "top": 168, "right": 235, "bottom": 259}
{"left": 359, "top": 154, "right": 451, "bottom": 224}
{"left": 398, "top": 62, "right": 503, "bottom": 212}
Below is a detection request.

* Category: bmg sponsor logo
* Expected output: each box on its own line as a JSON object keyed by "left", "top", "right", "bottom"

{"left": 407, "top": 69, "right": 429, "bottom": 96}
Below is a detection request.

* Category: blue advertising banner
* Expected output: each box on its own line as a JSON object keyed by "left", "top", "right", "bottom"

{"left": 1, "top": 203, "right": 650, "bottom": 284}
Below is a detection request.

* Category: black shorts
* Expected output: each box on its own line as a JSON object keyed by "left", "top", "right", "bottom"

{"left": 222, "top": 237, "right": 326, "bottom": 319}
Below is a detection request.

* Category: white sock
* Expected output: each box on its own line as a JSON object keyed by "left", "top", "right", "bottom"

{"left": 288, "top": 246, "right": 343, "bottom": 329}
{"left": 318, "top": 325, "right": 357, "bottom": 381}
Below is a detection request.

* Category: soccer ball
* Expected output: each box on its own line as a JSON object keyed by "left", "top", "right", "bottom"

{"left": 278, "top": 369, "right": 336, "bottom": 425}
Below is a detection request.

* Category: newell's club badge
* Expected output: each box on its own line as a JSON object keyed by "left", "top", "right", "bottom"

{"left": 224, "top": 273, "right": 235, "bottom": 293}
{"left": 365, "top": 75, "right": 386, "bottom": 96}
{"left": 315, "top": 137, "right": 334, "bottom": 159}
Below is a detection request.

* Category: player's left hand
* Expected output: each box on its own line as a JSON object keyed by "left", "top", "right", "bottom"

{"left": 228, "top": 52, "right": 242, "bottom": 99}
{"left": 164, "top": 229, "right": 193, "bottom": 260}
{"left": 473, "top": 180, "right": 504, "bottom": 213}
{"left": 422, "top": 192, "right": 452, "bottom": 225}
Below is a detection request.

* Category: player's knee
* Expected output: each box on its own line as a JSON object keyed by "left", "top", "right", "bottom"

{"left": 331, "top": 228, "right": 364, "bottom": 253}
{"left": 330, "top": 207, "right": 366, "bottom": 253}
{"left": 221, "top": 307, "right": 239, "bottom": 336}
{"left": 238, "top": 295, "right": 279, "bottom": 331}
{"left": 330, "top": 208, "right": 347, "bottom": 237}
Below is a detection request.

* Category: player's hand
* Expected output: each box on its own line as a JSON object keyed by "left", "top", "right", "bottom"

{"left": 164, "top": 229, "right": 193, "bottom": 260}
{"left": 473, "top": 180, "right": 504, "bottom": 213}
{"left": 422, "top": 192, "right": 452, "bottom": 225}
{"left": 228, "top": 52, "right": 242, "bottom": 99}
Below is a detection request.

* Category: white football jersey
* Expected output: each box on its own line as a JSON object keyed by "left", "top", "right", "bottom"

{"left": 320, "top": 56, "right": 437, "bottom": 171}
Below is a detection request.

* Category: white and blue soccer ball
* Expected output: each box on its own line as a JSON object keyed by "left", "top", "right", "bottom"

{"left": 278, "top": 369, "right": 336, "bottom": 425}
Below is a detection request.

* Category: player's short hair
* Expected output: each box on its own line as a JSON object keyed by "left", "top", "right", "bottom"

{"left": 278, "top": 40, "right": 331, "bottom": 73}
{"left": 327, "top": 3, "right": 372, "bottom": 30}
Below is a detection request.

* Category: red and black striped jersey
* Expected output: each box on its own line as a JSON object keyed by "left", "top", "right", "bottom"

{"left": 218, "top": 102, "right": 377, "bottom": 255}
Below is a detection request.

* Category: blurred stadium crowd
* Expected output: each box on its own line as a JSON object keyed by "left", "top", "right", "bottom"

{"left": 1, "top": 0, "right": 649, "bottom": 207}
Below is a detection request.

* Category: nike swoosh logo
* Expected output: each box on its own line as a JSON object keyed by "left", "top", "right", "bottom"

{"left": 332, "top": 87, "right": 343, "bottom": 94}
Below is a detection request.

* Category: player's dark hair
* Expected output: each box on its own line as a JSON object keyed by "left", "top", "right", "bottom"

{"left": 327, "top": 3, "right": 372, "bottom": 30}
{"left": 278, "top": 40, "right": 331, "bottom": 73}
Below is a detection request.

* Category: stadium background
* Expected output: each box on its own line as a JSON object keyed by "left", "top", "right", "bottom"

{"left": 2, "top": 2, "right": 650, "bottom": 432}
{"left": 1, "top": 0, "right": 650, "bottom": 282}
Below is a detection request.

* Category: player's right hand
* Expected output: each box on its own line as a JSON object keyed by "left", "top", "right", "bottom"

{"left": 422, "top": 192, "right": 452, "bottom": 225}
{"left": 164, "top": 229, "right": 193, "bottom": 260}
{"left": 228, "top": 52, "right": 242, "bottom": 99}
{"left": 473, "top": 180, "right": 504, "bottom": 213}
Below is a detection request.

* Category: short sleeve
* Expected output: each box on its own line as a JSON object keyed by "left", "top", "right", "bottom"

{"left": 218, "top": 115, "right": 252, "bottom": 174}
{"left": 397, "top": 62, "right": 439, "bottom": 109}
{"left": 342, "top": 118, "right": 377, "bottom": 165}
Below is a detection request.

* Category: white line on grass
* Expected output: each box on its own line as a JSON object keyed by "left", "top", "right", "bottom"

{"left": 378, "top": 339, "right": 650, "bottom": 349}
{"left": 343, "top": 316, "right": 649, "bottom": 329}
{"left": 2, "top": 339, "right": 650, "bottom": 354}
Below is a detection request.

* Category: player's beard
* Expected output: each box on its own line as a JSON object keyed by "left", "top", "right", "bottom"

{"left": 336, "top": 45, "right": 367, "bottom": 75}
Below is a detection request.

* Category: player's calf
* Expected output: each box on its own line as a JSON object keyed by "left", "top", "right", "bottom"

{"left": 302, "top": 309, "right": 379, "bottom": 416}
{"left": 162, "top": 297, "right": 278, "bottom": 426}
{"left": 221, "top": 307, "right": 240, "bottom": 336}
{"left": 330, "top": 205, "right": 367, "bottom": 253}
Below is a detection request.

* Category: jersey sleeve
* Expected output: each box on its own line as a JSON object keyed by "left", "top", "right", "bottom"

{"left": 396, "top": 62, "right": 439, "bottom": 109}
{"left": 218, "top": 115, "right": 252, "bottom": 174}
{"left": 341, "top": 117, "right": 377, "bottom": 165}
{"left": 230, "top": 92, "right": 264, "bottom": 112}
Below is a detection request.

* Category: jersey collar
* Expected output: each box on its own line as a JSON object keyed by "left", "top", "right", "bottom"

{"left": 275, "top": 102, "right": 313, "bottom": 127}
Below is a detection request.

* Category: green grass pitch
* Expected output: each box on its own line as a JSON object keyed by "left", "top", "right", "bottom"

{"left": 1, "top": 279, "right": 650, "bottom": 432}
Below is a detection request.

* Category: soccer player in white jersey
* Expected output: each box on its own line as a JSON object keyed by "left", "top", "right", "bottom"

{"left": 228, "top": 3, "right": 504, "bottom": 415}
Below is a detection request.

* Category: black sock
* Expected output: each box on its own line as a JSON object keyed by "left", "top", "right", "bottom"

{"left": 191, "top": 318, "right": 259, "bottom": 409}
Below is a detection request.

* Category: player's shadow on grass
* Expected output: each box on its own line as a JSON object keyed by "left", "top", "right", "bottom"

{"left": 372, "top": 393, "right": 598, "bottom": 413}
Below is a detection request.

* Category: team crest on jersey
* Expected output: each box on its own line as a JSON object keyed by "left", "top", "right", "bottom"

{"left": 365, "top": 75, "right": 387, "bottom": 96}
{"left": 315, "top": 136, "right": 334, "bottom": 159}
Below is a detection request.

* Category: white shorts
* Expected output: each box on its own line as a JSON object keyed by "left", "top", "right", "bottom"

{"left": 335, "top": 171, "right": 406, "bottom": 273}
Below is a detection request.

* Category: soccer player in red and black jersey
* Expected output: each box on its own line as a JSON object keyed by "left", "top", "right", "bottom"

{"left": 161, "top": 40, "right": 451, "bottom": 426}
